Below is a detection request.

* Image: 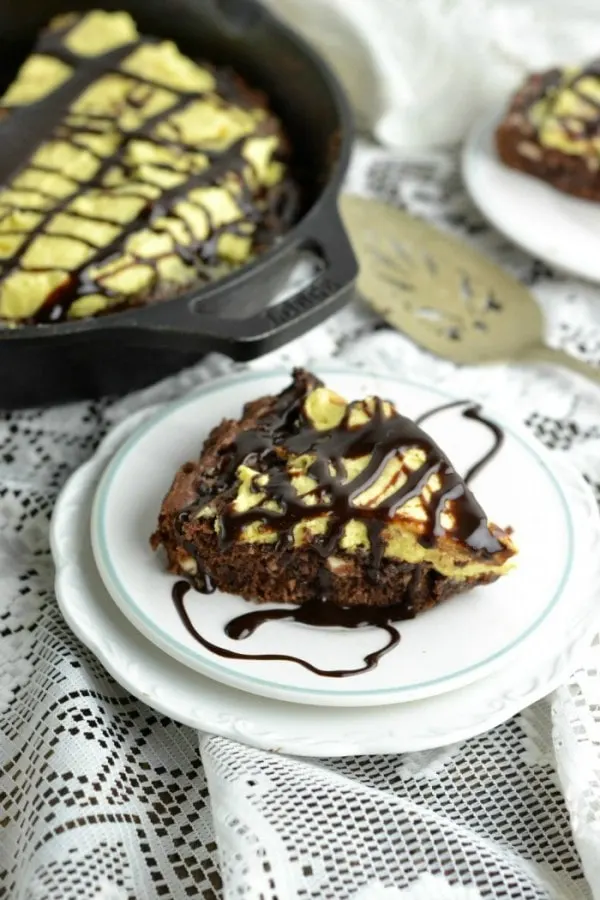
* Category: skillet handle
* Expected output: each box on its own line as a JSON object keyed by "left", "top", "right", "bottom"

{"left": 130, "top": 207, "right": 357, "bottom": 361}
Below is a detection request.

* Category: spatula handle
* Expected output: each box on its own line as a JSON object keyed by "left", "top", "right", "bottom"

{"left": 519, "top": 342, "right": 600, "bottom": 386}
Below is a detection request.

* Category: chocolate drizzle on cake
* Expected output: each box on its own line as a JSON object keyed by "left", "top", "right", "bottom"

{"left": 216, "top": 381, "right": 505, "bottom": 562}
{"left": 0, "top": 13, "right": 298, "bottom": 323}
{"left": 524, "top": 60, "right": 600, "bottom": 143}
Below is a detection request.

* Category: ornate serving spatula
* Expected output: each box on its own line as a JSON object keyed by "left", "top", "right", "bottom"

{"left": 340, "top": 194, "right": 600, "bottom": 384}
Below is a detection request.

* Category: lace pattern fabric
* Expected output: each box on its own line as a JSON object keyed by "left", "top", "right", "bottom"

{"left": 2, "top": 141, "right": 600, "bottom": 899}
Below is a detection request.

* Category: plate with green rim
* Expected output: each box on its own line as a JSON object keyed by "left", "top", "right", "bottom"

{"left": 88, "top": 366, "right": 599, "bottom": 707}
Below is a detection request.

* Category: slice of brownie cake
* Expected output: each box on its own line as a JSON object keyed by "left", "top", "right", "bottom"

{"left": 496, "top": 60, "right": 600, "bottom": 201}
{"left": 152, "top": 370, "right": 516, "bottom": 617}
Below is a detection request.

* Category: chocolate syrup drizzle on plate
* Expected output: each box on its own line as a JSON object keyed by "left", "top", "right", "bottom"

{"left": 415, "top": 399, "right": 504, "bottom": 485}
{"left": 170, "top": 390, "right": 507, "bottom": 678}
{"left": 0, "top": 16, "right": 298, "bottom": 323}
{"left": 172, "top": 580, "right": 401, "bottom": 679}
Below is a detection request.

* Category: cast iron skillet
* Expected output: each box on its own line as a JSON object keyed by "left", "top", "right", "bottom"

{"left": 0, "top": 0, "right": 357, "bottom": 407}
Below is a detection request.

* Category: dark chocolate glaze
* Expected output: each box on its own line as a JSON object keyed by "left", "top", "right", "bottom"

{"left": 0, "top": 15, "right": 298, "bottom": 323}
{"left": 168, "top": 385, "right": 509, "bottom": 679}
{"left": 172, "top": 580, "right": 401, "bottom": 678}
{"left": 217, "top": 381, "right": 505, "bottom": 560}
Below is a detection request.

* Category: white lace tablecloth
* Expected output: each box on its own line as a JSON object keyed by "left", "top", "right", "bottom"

{"left": 3, "top": 141, "right": 600, "bottom": 900}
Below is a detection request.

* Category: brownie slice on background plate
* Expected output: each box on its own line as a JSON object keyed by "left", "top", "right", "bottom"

{"left": 496, "top": 60, "right": 600, "bottom": 200}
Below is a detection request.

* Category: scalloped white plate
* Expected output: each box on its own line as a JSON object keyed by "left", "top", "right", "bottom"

{"left": 89, "top": 368, "right": 599, "bottom": 707}
{"left": 51, "top": 398, "right": 600, "bottom": 756}
{"left": 463, "top": 109, "right": 600, "bottom": 282}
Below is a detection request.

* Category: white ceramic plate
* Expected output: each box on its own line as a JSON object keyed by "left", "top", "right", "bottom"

{"left": 52, "top": 410, "right": 600, "bottom": 756}
{"left": 462, "top": 110, "right": 600, "bottom": 282}
{"left": 89, "top": 367, "right": 598, "bottom": 707}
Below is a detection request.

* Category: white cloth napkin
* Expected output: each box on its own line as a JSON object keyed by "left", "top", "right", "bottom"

{"left": 262, "top": 0, "right": 600, "bottom": 147}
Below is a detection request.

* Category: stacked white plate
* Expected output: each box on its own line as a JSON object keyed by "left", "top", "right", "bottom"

{"left": 51, "top": 367, "right": 600, "bottom": 757}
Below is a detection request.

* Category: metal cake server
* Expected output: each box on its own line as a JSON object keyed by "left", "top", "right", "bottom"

{"left": 340, "top": 195, "right": 600, "bottom": 385}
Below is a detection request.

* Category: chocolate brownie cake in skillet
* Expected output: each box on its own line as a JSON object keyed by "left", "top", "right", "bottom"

{"left": 496, "top": 59, "right": 600, "bottom": 200}
{"left": 152, "top": 370, "right": 517, "bottom": 618}
{"left": 0, "top": 9, "right": 296, "bottom": 324}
